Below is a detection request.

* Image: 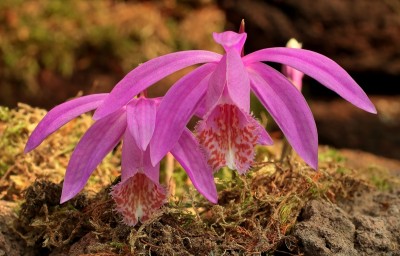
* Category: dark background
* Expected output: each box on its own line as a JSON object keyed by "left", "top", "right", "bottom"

{"left": 1, "top": 0, "right": 399, "bottom": 159}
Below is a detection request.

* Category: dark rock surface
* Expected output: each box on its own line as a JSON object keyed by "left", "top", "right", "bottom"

{"left": 293, "top": 191, "right": 400, "bottom": 256}
{"left": 0, "top": 201, "right": 26, "bottom": 256}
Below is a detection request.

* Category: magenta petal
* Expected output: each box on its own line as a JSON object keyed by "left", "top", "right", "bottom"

{"left": 121, "top": 129, "right": 142, "bottom": 181}
{"left": 248, "top": 63, "right": 318, "bottom": 169}
{"left": 142, "top": 151, "right": 161, "bottom": 185}
{"left": 94, "top": 50, "right": 222, "bottom": 120}
{"left": 127, "top": 98, "right": 157, "bottom": 151}
{"left": 60, "top": 109, "right": 126, "bottom": 203}
{"left": 150, "top": 63, "right": 215, "bottom": 165}
{"left": 121, "top": 129, "right": 160, "bottom": 185}
{"left": 257, "top": 125, "right": 273, "bottom": 145}
{"left": 206, "top": 55, "right": 227, "bottom": 110}
{"left": 25, "top": 94, "right": 107, "bottom": 152}
{"left": 194, "top": 97, "right": 206, "bottom": 118}
{"left": 170, "top": 129, "right": 218, "bottom": 203}
{"left": 207, "top": 50, "right": 250, "bottom": 112}
{"left": 225, "top": 50, "right": 250, "bottom": 111}
{"left": 243, "top": 48, "right": 376, "bottom": 114}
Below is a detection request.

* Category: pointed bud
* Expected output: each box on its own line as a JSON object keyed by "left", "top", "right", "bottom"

{"left": 239, "top": 19, "right": 245, "bottom": 34}
{"left": 239, "top": 19, "right": 245, "bottom": 56}
{"left": 282, "top": 38, "right": 304, "bottom": 91}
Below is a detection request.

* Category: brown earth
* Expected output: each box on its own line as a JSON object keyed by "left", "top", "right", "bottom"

{"left": 0, "top": 104, "right": 399, "bottom": 255}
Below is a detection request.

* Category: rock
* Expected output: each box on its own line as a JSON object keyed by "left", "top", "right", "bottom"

{"left": 294, "top": 200, "right": 358, "bottom": 256}
{"left": 0, "top": 200, "right": 26, "bottom": 256}
{"left": 353, "top": 216, "right": 393, "bottom": 254}
{"left": 293, "top": 191, "right": 400, "bottom": 255}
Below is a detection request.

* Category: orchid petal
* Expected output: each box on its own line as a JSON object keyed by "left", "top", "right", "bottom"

{"left": 150, "top": 64, "right": 215, "bottom": 165}
{"left": 143, "top": 151, "right": 160, "bottom": 185}
{"left": 225, "top": 49, "right": 250, "bottom": 111}
{"left": 94, "top": 51, "right": 222, "bottom": 120}
{"left": 243, "top": 48, "right": 376, "bottom": 114}
{"left": 170, "top": 129, "right": 218, "bottom": 203}
{"left": 60, "top": 109, "right": 126, "bottom": 203}
{"left": 207, "top": 49, "right": 250, "bottom": 112}
{"left": 121, "top": 129, "right": 160, "bottom": 185}
{"left": 206, "top": 55, "right": 227, "bottom": 110}
{"left": 194, "top": 97, "right": 207, "bottom": 118}
{"left": 121, "top": 129, "right": 142, "bottom": 181}
{"left": 127, "top": 98, "right": 157, "bottom": 151}
{"left": 257, "top": 124, "right": 273, "bottom": 145}
{"left": 247, "top": 62, "right": 318, "bottom": 169}
{"left": 121, "top": 129, "right": 160, "bottom": 184}
{"left": 25, "top": 94, "right": 107, "bottom": 152}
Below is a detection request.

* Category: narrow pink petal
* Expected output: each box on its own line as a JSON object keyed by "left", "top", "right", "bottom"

{"left": 111, "top": 173, "right": 166, "bottom": 226}
{"left": 127, "top": 98, "right": 157, "bottom": 151}
{"left": 60, "top": 109, "right": 126, "bottom": 203}
{"left": 247, "top": 62, "right": 318, "bottom": 169}
{"left": 243, "top": 48, "right": 376, "bottom": 114}
{"left": 224, "top": 49, "right": 250, "bottom": 112}
{"left": 206, "top": 50, "right": 250, "bottom": 112}
{"left": 257, "top": 125, "right": 273, "bottom": 145}
{"left": 93, "top": 51, "right": 222, "bottom": 120}
{"left": 206, "top": 55, "right": 227, "bottom": 110}
{"left": 25, "top": 94, "right": 107, "bottom": 152}
{"left": 170, "top": 129, "right": 218, "bottom": 204}
{"left": 196, "top": 104, "right": 266, "bottom": 174}
{"left": 121, "top": 129, "right": 142, "bottom": 181}
{"left": 150, "top": 63, "right": 215, "bottom": 165}
{"left": 142, "top": 151, "right": 161, "bottom": 186}
{"left": 121, "top": 129, "right": 160, "bottom": 184}
{"left": 194, "top": 97, "right": 206, "bottom": 118}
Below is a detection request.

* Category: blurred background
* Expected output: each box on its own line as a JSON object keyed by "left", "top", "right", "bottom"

{"left": 0, "top": 0, "right": 399, "bottom": 159}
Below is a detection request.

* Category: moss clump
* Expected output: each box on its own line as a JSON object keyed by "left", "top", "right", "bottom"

{"left": 0, "top": 103, "right": 120, "bottom": 201}
{"left": 1, "top": 104, "right": 398, "bottom": 254}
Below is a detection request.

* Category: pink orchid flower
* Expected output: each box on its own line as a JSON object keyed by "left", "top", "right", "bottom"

{"left": 282, "top": 38, "right": 304, "bottom": 91}
{"left": 25, "top": 94, "right": 217, "bottom": 226}
{"left": 93, "top": 30, "right": 376, "bottom": 171}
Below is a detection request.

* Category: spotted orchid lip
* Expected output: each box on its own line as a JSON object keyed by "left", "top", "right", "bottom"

{"left": 197, "top": 104, "right": 272, "bottom": 174}
{"left": 111, "top": 173, "right": 166, "bottom": 226}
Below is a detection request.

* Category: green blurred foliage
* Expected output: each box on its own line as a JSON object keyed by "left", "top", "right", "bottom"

{"left": 0, "top": 0, "right": 172, "bottom": 85}
{"left": 0, "top": 0, "right": 225, "bottom": 106}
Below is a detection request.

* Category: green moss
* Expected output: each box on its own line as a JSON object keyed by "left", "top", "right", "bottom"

{"left": 318, "top": 147, "right": 346, "bottom": 163}
{"left": 3, "top": 104, "right": 399, "bottom": 255}
{"left": 109, "top": 241, "right": 125, "bottom": 250}
{"left": 363, "top": 166, "right": 395, "bottom": 191}
{"left": 278, "top": 196, "right": 301, "bottom": 224}
{"left": 0, "top": 106, "right": 10, "bottom": 121}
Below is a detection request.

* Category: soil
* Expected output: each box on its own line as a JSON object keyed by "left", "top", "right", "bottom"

{"left": 0, "top": 104, "right": 399, "bottom": 255}
{"left": 292, "top": 191, "right": 400, "bottom": 255}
